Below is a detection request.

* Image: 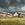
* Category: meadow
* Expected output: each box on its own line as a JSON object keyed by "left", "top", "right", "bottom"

{"left": 0, "top": 18, "right": 25, "bottom": 25}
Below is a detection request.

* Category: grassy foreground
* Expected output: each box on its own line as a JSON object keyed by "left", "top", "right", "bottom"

{"left": 0, "top": 18, "right": 25, "bottom": 25}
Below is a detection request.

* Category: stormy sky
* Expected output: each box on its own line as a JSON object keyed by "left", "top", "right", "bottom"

{"left": 0, "top": 0, "right": 25, "bottom": 13}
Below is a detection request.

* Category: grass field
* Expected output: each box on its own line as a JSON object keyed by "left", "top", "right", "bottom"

{"left": 0, "top": 18, "right": 25, "bottom": 25}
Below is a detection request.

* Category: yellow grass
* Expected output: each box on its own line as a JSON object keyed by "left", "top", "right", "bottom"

{"left": 0, "top": 18, "right": 25, "bottom": 25}
{"left": 0, "top": 18, "right": 25, "bottom": 22}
